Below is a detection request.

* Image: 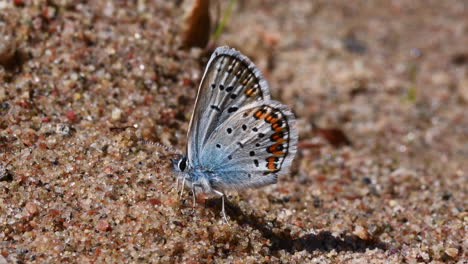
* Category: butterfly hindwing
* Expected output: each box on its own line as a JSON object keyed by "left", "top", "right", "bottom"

{"left": 199, "top": 101, "right": 298, "bottom": 190}
{"left": 187, "top": 47, "right": 271, "bottom": 166}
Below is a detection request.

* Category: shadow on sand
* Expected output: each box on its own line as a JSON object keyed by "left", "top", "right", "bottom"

{"left": 205, "top": 197, "right": 388, "bottom": 254}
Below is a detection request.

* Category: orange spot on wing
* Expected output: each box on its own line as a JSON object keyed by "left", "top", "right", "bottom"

{"left": 271, "top": 135, "right": 284, "bottom": 143}
{"left": 267, "top": 157, "right": 276, "bottom": 163}
{"left": 267, "top": 162, "right": 276, "bottom": 170}
{"left": 274, "top": 125, "right": 284, "bottom": 132}
{"left": 271, "top": 132, "right": 285, "bottom": 142}
{"left": 268, "top": 143, "right": 284, "bottom": 153}
{"left": 272, "top": 121, "right": 284, "bottom": 131}
{"left": 245, "top": 88, "right": 257, "bottom": 97}
{"left": 265, "top": 115, "right": 279, "bottom": 123}
{"left": 254, "top": 111, "right": 262, "bottom": 118}
{"left": 268, "top": 144, "right": 277, "bottom": 153}
{"left": 255, "top": 109, "right": 267, "bottom": 119}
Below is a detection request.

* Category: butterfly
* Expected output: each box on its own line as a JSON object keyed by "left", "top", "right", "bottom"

{"left": 171, "top": 46, "right": 298, "bottom": 223}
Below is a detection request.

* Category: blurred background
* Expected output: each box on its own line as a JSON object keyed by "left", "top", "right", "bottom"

{"left": 0, "top": 0, "right": 466, "bottom": 263}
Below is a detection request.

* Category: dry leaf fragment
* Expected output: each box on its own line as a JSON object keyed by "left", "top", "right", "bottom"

{"left": 181, "top": 0, "right": 211, "bottom": 49}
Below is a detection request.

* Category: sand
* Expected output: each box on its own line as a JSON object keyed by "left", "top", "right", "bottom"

{"left": 0, "top": 0, "right": 466, "bottom": 263}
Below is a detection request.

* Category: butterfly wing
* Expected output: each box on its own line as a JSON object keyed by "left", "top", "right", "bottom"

{"left": 187, "top": 46, "right": 271, "bottom": 167}
{"left": 199, "top": 101, "right": 298, "bottom": 190}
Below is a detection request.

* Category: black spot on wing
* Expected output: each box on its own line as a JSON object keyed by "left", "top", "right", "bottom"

{"left": 211, "top": 105, "right": 221, "bottom": 112}
{"left": 228, "top": 106, "right": 238, "bottom": 113}
{"left": 254, "top": 159, "right": 259, "bottom": 167}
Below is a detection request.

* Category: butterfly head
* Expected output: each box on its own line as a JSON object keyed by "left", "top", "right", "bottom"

{"left": 171, "top": 155, "right": 188, "bottom": 174}
{"left": 171, "top": 154, "right": 215, "bottom": 193}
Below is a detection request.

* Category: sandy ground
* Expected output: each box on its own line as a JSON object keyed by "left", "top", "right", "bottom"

{"left": 0, "top": 0, "right": 467, "bottom": 263}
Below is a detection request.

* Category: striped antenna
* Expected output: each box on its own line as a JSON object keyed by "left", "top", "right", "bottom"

{"left": 141, "top": 139, "right": 182, "bottom": 155}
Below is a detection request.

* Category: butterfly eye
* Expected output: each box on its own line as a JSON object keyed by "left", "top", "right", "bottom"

{"left": 178, "top": 157, "right": 187, "bottom": 172}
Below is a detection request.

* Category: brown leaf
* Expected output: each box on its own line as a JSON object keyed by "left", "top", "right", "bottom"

{"left": 181, "top": 0, "right": 211, "bottom": 49}
{"left": 297, "top": 141, "right": 323, "bottom": 150}
{"left": 315, "top": 127, "right": 352, "bottom": 148}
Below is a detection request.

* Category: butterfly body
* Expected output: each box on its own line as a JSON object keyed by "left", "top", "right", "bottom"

{"left": 172, "top": 46, "right": 297, "bottom": 220}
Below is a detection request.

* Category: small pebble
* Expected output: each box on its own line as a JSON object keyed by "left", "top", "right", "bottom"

{"left": 96, "top": 220, "right": 110, "bottom": 231}
{"left": 148, "top": 198, "right": 162, "bottom": 205}
{"left": 353, "top": 225, "right": 369, "bottom": 240}
{"left": 25, "top": 202, "right": 39, "bottom": 216}
{"left": 65, "top": 109, "right": 77, "bottom": 121}
{"left": 0, "top": 33, "right": 16, "bottom": 67}
{"left": 111, "top": 108, "right": 122, "bottom": 121}
{"left": 55, "top": 123, "right": 71, "bottom": 135}
{"left": 459, "top": 78, "right": 468, "bottom": 103}
{"left": 0, "top": 88, "right": 5, "bottom": 101}
{"left": 13, "top": 0, "right": 24, "bottom": 7}
{"left": 0, "top": 163, "right": 12, "bottom": 181}
{"left": 445, "top": 247, "right": 458, "bottom": 258}
{"left": 431, "top": 72, "right": 451, "bottom": 86}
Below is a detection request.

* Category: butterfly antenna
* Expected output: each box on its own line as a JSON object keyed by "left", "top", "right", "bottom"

{"left": 140, "top": 139, "right": 182, "bottom": 155}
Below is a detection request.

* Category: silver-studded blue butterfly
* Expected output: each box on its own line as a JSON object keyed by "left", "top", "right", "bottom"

{"left": 171, "top": 46, "right": 298, "bottom": 223}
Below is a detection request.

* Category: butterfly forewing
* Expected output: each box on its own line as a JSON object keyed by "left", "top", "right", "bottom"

{"left": 199, "top": 101, "right": 298, "bottom": 190}
{"left": 187, "top": 47, "right": 271, "bottom": 166}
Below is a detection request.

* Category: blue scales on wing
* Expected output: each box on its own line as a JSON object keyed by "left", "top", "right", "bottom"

{"left": 199, "top": 101, "right": 298, "bottom": 191}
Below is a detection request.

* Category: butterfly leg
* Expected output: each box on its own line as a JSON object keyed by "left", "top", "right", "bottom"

{"left": 213, "top": 190, "right": 229, "bottom": 224}
{"left": 179, "top": 177, "right": 186, "bottom": 199}
{"left": 191, "top": 184, "right": 197, "bottom": 208}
